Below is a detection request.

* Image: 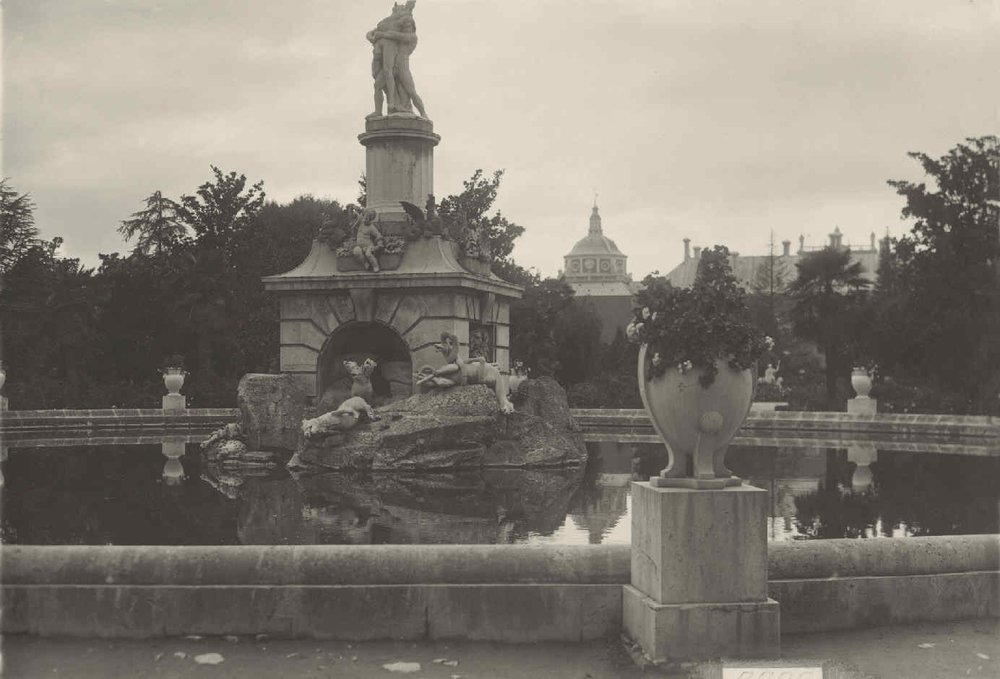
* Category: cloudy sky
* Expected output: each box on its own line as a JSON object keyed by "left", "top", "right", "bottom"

{"left": 4, "top": 0, "right": 999, "bottom": 278}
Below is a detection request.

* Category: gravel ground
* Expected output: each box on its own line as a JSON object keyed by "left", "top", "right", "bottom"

{"left": 2, "top": 619, "right": 997, "bottom": 678}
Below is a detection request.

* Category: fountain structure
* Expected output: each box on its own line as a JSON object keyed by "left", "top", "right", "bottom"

{"left": 262, "top": 0, "right": 521, "bottom": 410}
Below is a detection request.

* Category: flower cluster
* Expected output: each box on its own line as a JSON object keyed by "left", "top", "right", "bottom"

{"left": 626, "top": 246, "right": 770, "bottom": 388}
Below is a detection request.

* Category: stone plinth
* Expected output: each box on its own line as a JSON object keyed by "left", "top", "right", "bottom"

{"left": 624, "top": 482, "right": 779, "bottom": 664}
{"left": 0, "top": 396, "right": 7, "bottom": 411}
{"left": 359, "top": 116, "right": 440, "bottom": 226}
{"left": 162, "top": 394, "right": 186, "bottom": 412}
{"left": 847, "top": 397, "right": 877, "bottom": 415}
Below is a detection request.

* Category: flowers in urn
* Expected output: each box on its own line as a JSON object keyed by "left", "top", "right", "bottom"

{"left": 625, "top": 246, "right": 770, "bottom": 388}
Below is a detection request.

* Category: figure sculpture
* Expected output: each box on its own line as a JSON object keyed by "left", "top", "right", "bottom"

{"left": 201, "top": 422, "right": 243, "bottom": 451}
{"left": 344, "top": 358, "right": 378, "bottom": 400}
{"left": 414, "top": 331, "right": 516, "bottom": 413}
{"left": 301, "top": 396, "right": 380, "bottom": 439}
{"left": 352, "top": 209, "right": 384, "bottom": 272}
{"left": 400, "top": 195, "right": 443, "bottom": 237}
{"left": 366, "top": 0, "right": 427, "bottom": 118}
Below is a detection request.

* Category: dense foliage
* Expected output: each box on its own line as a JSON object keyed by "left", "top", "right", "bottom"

{"left": 872, "top": 136, "right": 1000, "bottom": 413}
{"left": 787, "top": 247, "right": 871, "bottom": 400}
{"left": 626, "top": 246, "right": 770, "bottom": 387}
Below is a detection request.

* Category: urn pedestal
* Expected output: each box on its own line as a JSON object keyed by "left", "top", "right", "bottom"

{"left": 161, "top": 368, "right": 187, "bottom": 412}
{"left": 848, "top": 367, "right": 877, "bottom": 415}
{"left": 623, "top": 482, "right": 780, "bottom": 665}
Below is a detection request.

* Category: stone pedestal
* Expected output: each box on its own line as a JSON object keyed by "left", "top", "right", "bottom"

{"left": 162, "top": 394, "right": 186, "bottom": 411}
{"left": 359, "top": 116, "right": 440, "bottom": 227}
{"left": 847, "top": 397, "right": 877, "bottom": 415}
{"left": 623, "top": 482, "right": 779, "bottom": 665}
{"left": 0, "top": 396, "right": 7, "bottom": 411}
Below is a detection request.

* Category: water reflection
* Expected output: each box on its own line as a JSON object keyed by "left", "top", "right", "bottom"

{"left": 231, "top": 467, "right": 586, "bottom": 545}
{"left": 3, "top": 436, "right": 998, "bottom": 545}
{"left": 161, "top": 438, "right": 186, "bottom": 485}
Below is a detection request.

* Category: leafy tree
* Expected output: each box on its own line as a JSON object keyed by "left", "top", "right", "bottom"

{"left": 878, "top": 136, "right": 1000, "bottom": 413}
{"left": 0, "top": 180, "right": 39, "bottom": 274}
{"left": 119, "top": 191, "right": 187, "bottom": 256}
{"left": 437, "top": 169, "right": 525, "bottom": 281}
{"left": 511, "top": 278, "right": 601, "bottom": 382}
{"left": 787, "top": 247, "right": 871, "bottom": 403}
{"left": 177, "top": 166, "right": 265, "bottom": 256}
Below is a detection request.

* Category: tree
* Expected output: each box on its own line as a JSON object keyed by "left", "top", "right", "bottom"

{"left": 879, "top": 135, "right": 1000, "bottom": 412}
{"left": 0, "top": 179, "right": 39, "bottom": 274}
{"left": 787, "top": 247, "right": 871, "bottom": 402}
{"left": 177, "top": 166, "right": 266, "bottom": 256}
{"left": 511, "top": 278, "right": 602, "bottom": 380}
{"left": 119, "top": 190, "right": 187, "bottom": 256}
{"left": 437, "top": 169, "right": 525, "bottom": 281}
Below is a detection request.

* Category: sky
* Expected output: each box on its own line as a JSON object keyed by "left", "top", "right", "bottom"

{"left": 4, "top": 0, "right": 999, "bottom": 279}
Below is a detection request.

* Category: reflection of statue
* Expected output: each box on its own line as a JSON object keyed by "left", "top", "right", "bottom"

{"left": 302, "top": 396, "right": 380, "bottom": 439}
{"left": 344, "top": 358, "right": 377, "bottom": 400}
{"left": 366, "top": 0, "right": 427, "bottom": 119}
{"left": 414, "top": 331, "right": 516, "bottom": 413}
{"left": 352, "top": 210, "right": 383, "bottom": 272}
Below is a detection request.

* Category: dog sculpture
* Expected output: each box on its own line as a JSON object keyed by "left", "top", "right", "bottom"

{"left": 301, "top": 396, "right": 380, "bottom": 439}
{"left": 344, "top": 358, "right": 377, "bottom": 400}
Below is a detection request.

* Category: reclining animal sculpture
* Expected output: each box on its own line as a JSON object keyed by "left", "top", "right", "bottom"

{"left": 301, "top": 396, "right": 380, "bottom": 439}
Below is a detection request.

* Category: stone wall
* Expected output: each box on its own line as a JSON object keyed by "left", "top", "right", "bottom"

{"left": 278, "top": 288, "right": 512, "bottom": 403}
{"left": 3, "top": 535, "right": 996, "bottom": 640}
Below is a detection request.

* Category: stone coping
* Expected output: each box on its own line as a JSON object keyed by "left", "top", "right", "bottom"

{"left": 3, "top": 535, "right": 996, "bottom": 586}
{"left": 572, "top": 408, "right": 1000, "bottom": 440}
{"left": 582, "top": 431, "right": 1000, "bottom": 456}
{"left": 0, "top": 408, "right": 239, "bottom": 432}
{"left": 5, "top": 431, "right": 213, "bottom": 449}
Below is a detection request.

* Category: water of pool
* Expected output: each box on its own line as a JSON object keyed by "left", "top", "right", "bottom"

{"left": 2, "top": 433, "right": 997, "bottom": 545}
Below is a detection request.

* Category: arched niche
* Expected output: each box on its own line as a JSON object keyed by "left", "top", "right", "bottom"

{"left": 316, "top": 321, "right": 412, "bottom": 411}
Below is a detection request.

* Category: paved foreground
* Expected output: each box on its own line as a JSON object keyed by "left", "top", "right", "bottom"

{"left": 2, "top": 619, "right": 997, "bottom": 678}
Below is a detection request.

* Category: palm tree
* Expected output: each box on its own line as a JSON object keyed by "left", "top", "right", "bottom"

{"left": 119, "top": 191, "right": 187, "bottom": 256}
{"left": 788, "top": 247, "right": 871, "bottom": 402}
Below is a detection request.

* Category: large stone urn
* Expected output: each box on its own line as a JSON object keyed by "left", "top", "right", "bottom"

{"left": 161, "top": 367, "right": 187, "bottom": 411}
{"left": 626, "top": 346, "right": 779, "bottom": 665}
{"left": 637, "top": 345, "right": 754, "bottom": 489}
{"left": 162, "top": 367, "right": 186, "bottom": 395}
{"left": 851, "top": 366, "right": 872, "bottom": 399}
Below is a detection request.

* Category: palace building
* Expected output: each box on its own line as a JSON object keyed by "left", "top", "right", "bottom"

{"left": 559, "top": 204, "right": 638, "bottom": 343}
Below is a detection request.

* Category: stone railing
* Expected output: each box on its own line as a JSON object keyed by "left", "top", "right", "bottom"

{"left": 572, "top": 408, "right": 1000, "bottom": 455}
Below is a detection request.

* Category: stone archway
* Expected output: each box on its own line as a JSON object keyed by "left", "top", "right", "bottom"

{"left": 316, "top": 321, "right": 413, "bottom": 411}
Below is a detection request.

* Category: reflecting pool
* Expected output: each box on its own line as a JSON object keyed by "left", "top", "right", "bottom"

{"left": 2, "top": 433, "right": 998, "bottom": 545}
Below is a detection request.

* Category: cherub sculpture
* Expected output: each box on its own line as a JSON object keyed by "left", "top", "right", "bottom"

{"left": 414, "top": 331, "right": 516, "bottom": 413}
{"left": 351, "top": 209, "right": 383, "bottom": 272}
{"left": 344, "top": 358, "right": 377, "bottom": 400}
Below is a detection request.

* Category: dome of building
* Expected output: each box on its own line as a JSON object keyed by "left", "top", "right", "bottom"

{"left": 566, "top": 206, "right": 624, "bottom": 256}
{"left": 559, "top": 203, "right": 634, "bottom": 343}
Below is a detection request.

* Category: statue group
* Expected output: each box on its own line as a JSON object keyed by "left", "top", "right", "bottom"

{"left": 367, "top": 0, "right": 427, "bottom": 119}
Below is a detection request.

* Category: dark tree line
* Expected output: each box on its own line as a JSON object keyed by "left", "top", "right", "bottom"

{"left": 0, "top": 168, "right": 608, "bottom": 409}
{"left": 2, "top": 136, "right": 994, "bottom": 414}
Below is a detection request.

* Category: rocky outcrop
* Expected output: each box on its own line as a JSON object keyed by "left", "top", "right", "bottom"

{"left": 299, "top": 380, "right": 587, "bottom": 471}
{"left": 237, "top": 373, "right": 309, "bottom": 450}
